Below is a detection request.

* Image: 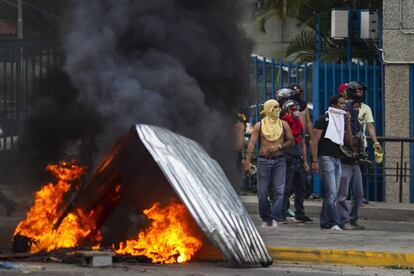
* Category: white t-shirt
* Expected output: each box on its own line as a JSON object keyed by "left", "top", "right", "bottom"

{"left": 358, "top": 103, "right": 375, "bottom": 148}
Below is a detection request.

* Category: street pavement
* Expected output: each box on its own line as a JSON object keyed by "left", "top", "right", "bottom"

{"left": 243, "top": 195, "right": 414, "bottom": 267}
{"left": 1, "top": 261, "right": 414, "bottom": 276}
{"left": 0, "top": 188, "right": 414, "bottom": 272}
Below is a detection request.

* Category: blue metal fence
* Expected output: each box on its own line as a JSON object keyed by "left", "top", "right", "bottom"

{"left": 250, "top": 55, "right": 385, "bottom": 201}
{"left": 410, "top": 64, "right": 414, "bottom": 203}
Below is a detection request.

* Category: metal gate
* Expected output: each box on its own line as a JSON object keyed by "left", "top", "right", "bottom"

{"left": 250, "top": 55, "right": 385, "bottom": 202}
{"left": 0, "top": 40, "right": 61, "bottom": 153}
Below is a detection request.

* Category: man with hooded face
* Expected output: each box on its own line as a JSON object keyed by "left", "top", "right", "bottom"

{"left": 311, "top": 95, "right": 353, "bottom": 230}
{"left": 245, "top": 99, "right": 295, "bottom": 228}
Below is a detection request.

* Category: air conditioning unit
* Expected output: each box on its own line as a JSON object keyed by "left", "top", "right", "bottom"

{"left": 331, "top": 10, "right": 349, "bottom": 39}
{"left": 360, "top": 11, "right": 378, "bottom": 40}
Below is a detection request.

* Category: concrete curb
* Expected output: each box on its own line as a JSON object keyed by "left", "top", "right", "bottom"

{"left": 242, "top": 200, "right": 414, "bottom": 222}
{"left": 268, "top": 247, "right": 414, "bottom": 267}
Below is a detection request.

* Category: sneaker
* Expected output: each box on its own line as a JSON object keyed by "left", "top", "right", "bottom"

{"left": 271, "top": 220, "right": 279, "bottom": 228}
{"left": 279, "top": 218, "right": 288, "bottom": 224}
{"left": 341, "top": 222, "right": 357, "bottom": 230}
{"left": 261, "top": 220, "right": 272, "bottom": 228}
{"left": 286, "top": 208, "right": 295, "bottom": 218}
{"left": 330, "top": 225, "right": 343, "bottom": 231}
{"left": 294, "top": 215, "right": 313, "bottom": 223}
{"left": 350, "top": 221, "right": 366, "bottom": 230}
{"left": 308, "top": 193, "right": 320, "bottom": 200}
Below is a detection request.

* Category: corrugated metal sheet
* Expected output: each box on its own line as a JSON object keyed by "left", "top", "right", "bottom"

{"left": 135, "top": 124, "right": 272, "bottom": 267}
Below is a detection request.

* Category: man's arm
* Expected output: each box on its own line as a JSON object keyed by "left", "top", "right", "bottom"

{"left": 311, "top": 128, "right": 323, "bottom": 172}
{"left": 344, "top": 112, "right": 353, "bottom": 145}
{"left": 245, "top": 122, "right": 260, "bottom": 171}
{"left": 305, "top": 108, "right": 313, "bottom": 139}
{"left": 367, "top": 122, "right": 382, "bottom": 150}
{"left": 301, "top": 137, "right": 309, "bottom": 172}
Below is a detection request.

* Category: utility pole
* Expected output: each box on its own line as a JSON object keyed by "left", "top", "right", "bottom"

{"left": 17, "top": 0, "right": 23, "bottom": 39}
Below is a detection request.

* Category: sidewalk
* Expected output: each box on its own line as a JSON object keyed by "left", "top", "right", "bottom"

{"left": 242, "top": 195, "right": 414, "bottom": 267}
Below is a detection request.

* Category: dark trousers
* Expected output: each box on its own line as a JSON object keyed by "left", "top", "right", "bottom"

{"left": 282, "top": 157, "right": 305, "bottom": 217}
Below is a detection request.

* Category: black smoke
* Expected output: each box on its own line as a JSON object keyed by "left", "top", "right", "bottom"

{"left": 61, "top": 0, "right": 252, "bottom": 185}
{"left": 18, "top": 0, "right": 252, "bottom": 188}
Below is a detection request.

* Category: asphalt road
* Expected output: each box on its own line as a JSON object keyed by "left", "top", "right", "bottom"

{"left": 1, "top": 261, "right": 413, "bottom": 276}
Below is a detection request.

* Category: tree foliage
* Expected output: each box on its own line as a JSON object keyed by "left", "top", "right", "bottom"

{"left": 256, "top": 0, "right": 383, "bottom": 62}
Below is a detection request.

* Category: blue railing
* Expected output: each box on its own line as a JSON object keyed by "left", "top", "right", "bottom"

{"left": 250, "top": 55, "right": 385, "bottom": 201}
{"left": 410, "top": 64, "right": 414, "bottom": 203}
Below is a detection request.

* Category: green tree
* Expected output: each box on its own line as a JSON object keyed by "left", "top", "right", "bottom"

{"left": 256, "top": 0, "right": 383, "bottom": 62}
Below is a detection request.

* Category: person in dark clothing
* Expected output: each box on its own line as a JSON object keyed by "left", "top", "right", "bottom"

{"left": 336, "top": 83, "right": 369, "bottom": 230}
{"left": 338, "top": 82, "right": 372, "bottom": 167}
{"left": 311, "top": 95, "right": 353, "bottom": 230}
{"left": 281, "top": 99, "right": 313, "bottom": 223}
{"left": 287, "top": 84, "right": 318, "bottom": 199}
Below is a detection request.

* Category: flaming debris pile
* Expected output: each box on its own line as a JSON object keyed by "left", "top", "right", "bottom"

{"left": 114, "top": 200, "right": 203, "bottom": 264}
{"left": 13, "top": 161, "right": 102, "bottom": 254}
{"left": 13, "top": 161, "right": 203, "bottom": 264}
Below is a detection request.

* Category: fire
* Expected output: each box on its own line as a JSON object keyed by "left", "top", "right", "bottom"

{"left": 13, "top": 160, "right": 103, "bottom": 253}
{"left": 115, "top": 199, "right": 202, "bottom": 264}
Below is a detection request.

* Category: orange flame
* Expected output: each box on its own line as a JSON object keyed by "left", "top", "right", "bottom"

{"left": 115, "top": 199, "right": 202, "bottom": 264}
{"left": 13, "top": 160, "right": 103, "bottom": 253}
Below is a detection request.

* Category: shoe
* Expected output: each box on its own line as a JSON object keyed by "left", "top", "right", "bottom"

{"left": 294, "top": 215, "right": 313, "bottom": 223}
{"left": 362, "top": 198, "right": 369, "bottom": 205}
{"left": 261, "top": 220, "right": 272, "bottom": 228}
{"left": 350, "top": 221, "right": 366, "bottom": 230}
{"left": 330, "top": 225, "right": 343, "bottom": 231}
{"left": 341, "top": 222, "right": 357, "bottom": 230}
{"left": 359, "top": 158, "right": 373, "bottom": 168}
{"left": 271, "top": 220, "right": 279, "bottom": 228}
{"left": 286, "top": 208, "right": 295, "bottom": 218}
{"left": 279, "top": 218, "right": 288, "bottom": 224}
{"left": 308, "top": 193, "right": 320, "bottom": 200}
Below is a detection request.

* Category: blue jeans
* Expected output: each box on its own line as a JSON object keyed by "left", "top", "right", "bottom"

{"left": 257, "top": 157, "right": 286, "bottom": 222}
{"left": 319, "top": 156, "right": 342, "bottom": 229}
{"left": 337, "top": 163, "right": 363, "bottom": 226}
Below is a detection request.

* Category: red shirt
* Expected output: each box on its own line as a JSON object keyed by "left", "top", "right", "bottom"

{"left": 282, "top": 113, "right": 304, "bottom": 144}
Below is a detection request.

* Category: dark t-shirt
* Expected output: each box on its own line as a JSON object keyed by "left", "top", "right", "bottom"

{"left": 314, "top": 113, "right": 344, "bottom": 158}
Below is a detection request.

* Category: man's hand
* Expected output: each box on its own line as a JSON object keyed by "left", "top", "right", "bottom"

{"left": 374, "top": 142, "right": 382, "bottom": 152}
{"left": 311, "top": 160, "right": 319, "bottom": 172}
{"left": 244, "top": 160, "right": 253, "bottom": 173}
{"left": 265, "top": 145, "right": 280, "bottom": 155}
{"left": 344, "top": 112, "right": 351, "bottom": 124}
{"left": 303, "top": 160, "right": 310, "bottom": 172}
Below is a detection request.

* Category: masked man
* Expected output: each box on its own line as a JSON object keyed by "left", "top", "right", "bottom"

{"left": 281, "top": 99, "right": 313, "bottom": 223}
{"left": 311, "top": 95, "right": 353, "bottom": 230}
{"left": 245, "top": 99, "right": 295, "bottom": 228}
